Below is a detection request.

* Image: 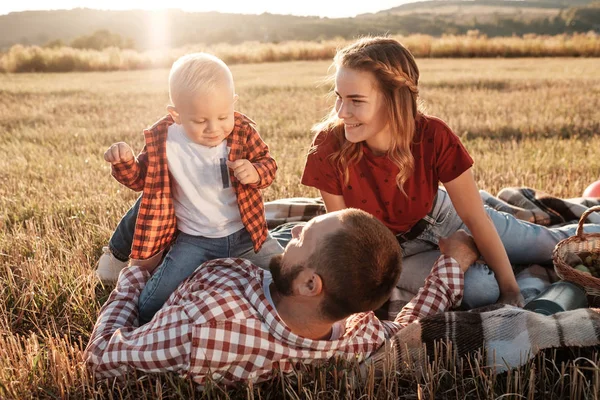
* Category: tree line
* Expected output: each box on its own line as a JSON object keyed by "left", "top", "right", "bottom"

{"left": 6, "top": 2, "right": 598, "bottom": 51}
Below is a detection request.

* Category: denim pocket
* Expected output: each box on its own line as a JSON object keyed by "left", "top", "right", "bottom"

{"left": 433, "top": 207, "right": 454, "bottom": 226}
{"left": 422, "top": 201, "right": 462, "bottom": 244}
{"left": 430, "top": 189, "right": 457, "bottom": 227}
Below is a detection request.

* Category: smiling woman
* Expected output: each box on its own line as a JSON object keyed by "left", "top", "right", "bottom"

{"left": 300, "top": 36, "right": 600, "bottom": 312}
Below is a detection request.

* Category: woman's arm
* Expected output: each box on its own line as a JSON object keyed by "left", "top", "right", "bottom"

{"left": 443, "top": 169, "right": 524, "bottom": 307}
{"left": 320, "top": 190, "right": 347, "bottom": 212}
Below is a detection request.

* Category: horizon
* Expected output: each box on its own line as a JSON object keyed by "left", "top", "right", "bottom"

{"left": 0, "top": 0, "right": 419, "bottom": 18}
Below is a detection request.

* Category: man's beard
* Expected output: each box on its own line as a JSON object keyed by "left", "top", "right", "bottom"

{"left": 269, "top": 254, "right": 304, "bottom": 296}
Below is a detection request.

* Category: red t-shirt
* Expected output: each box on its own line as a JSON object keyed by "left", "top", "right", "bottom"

{"left": 301, "top": 115, "right": 474, "bottom": 234}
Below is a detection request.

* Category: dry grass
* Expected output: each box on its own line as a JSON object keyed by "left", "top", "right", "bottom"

{"left": 1, "top": 58, "right": 599, "bottom": 398}
{"left": 1, "top": 33, "right": 599, "bottom": 73}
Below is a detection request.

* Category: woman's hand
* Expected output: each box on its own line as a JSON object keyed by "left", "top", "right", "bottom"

{"left": 498, "top": 289, "right": 525, "bottom": 307}
{"left": 445, "top": 170, "right": 522, "bottom": 307}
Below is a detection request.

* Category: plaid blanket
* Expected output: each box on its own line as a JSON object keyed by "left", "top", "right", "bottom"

{"left": 265, "top": 187, "right": 600, "bottom": 373}
{"left": 266, "top": 187, "right": 600, "bottom": 231}
{"left": 265, "top": 197, "right": 326, "bottom": 229}
{"left": 365, "top": 304, "right": 600, "bottom": 374}
{"left": 481, "top": 187, "right": 600, "bottom": 226}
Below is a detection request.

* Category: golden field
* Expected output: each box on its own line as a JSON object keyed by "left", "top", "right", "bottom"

{"left": 2, "top": 33, "right": 600, "bottom": 73}
{"left": 0, "top": 58, "right": 599, "bottom": 398}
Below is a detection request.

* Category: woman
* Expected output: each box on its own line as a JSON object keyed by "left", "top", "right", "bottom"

{"left": 301, "top": 36, "right": 600, "bottom": 308}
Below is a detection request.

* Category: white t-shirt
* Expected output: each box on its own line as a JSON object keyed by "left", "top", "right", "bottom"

{"left": 262, "top": 273, "right": 345, "bottom": 340}
{"left": 166, "top": 123, "right": 244, "bottom": 237}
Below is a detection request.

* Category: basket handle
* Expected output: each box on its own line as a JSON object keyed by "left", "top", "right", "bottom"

{"left": 576, "top": 205, "right": 600, "bottom": 237}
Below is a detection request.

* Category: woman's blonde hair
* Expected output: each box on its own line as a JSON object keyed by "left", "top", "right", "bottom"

{"left": 311, "top": 37, "right": 421, "bottom": 195}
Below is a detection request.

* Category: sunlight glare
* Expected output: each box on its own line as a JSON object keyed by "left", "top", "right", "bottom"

{"left": 145, "top": 9, "right": 170, "bottom": 49}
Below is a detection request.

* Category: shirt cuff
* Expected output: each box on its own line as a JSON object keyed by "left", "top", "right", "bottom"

{"left": 111, "top": 158, "right": 137, "bottom": 174}
{"left": 431, "top": 254, "right": 465, "bottom": 306}
{"left": 115, "top": 265, "right": 151, "bottom": 291}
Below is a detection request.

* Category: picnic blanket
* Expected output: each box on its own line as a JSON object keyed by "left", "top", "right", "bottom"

{"left": 365, "top": 303, "right": 600, "bottom": 375}
{"left": 265, "top": 187, "right": 600, "bottom": 373}
{"left": 480, "top": 187, "right": 600, "bottom": 226}
{"left": 265, "top": 187, "right": 600, "bottom": 231}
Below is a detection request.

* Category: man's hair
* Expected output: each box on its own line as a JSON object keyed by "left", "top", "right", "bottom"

{"left": 310, "top": 209, "right": 402, "bottom": 321}
{"left": 168, "top": 52, "right": 233, "bottom": 107}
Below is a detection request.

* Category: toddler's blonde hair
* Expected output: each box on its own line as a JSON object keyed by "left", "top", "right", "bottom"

{"left": 168, "top": 53, "right": 234, "bottom": 107}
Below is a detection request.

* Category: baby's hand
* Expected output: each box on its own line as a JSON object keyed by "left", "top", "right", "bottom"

{"left": 227, "top": 159, "right": 259, "bottom": 185}
{"left": 104, "top": 142, "right": 134, "bottom": 165}
{"left": 439, "top": 230, "right": 480, "bottom": 273}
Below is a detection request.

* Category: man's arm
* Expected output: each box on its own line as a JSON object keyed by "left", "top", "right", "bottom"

{"left": 244, "top": 124, "right": 277, "bottom": 189}
{"left": 393, "top": 255, "right": 464, "bottom": 327}
{"left": 389, "top": 230, "right": 479, "bottom": 331}
{"left": 84, "top": 266, "right": 192, "bottom": 378}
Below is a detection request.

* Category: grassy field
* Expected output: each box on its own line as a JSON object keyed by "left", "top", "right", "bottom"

{"left": 1, "top": 58, "right": 600, "bottom": 398}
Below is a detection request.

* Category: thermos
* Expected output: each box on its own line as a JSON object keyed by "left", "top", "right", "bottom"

{"left": 524, "top": 281, "right": 588, "bottom": 316}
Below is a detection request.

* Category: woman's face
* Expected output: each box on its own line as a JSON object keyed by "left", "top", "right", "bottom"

{"left": 334, "top": 66, "right": 391, "bottom": 153}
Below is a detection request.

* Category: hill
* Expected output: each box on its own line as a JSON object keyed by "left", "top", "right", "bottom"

{"left": 379, "top": 0, "right": 594, "bottom": 13}
{"left": 0, "top": 0, "right": 598, "bottom": 50}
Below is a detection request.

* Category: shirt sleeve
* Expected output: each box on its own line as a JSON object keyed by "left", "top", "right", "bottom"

{"left": 84, "top": 266, "right": 192, "bottom": 379}
{"left": 111, "top": 146, "right": 149, "bottom": 192}
{"left": 390, "top": 255, "right": 464, "bottom": 331}
{"left": 300, "top": 131, "right": 344, "bottom": 195}
{"left": 433, "top": 120, "right": 474, "bottom": 183}
{"left": 244, "top": 122, "right": 277, "bottom": 190}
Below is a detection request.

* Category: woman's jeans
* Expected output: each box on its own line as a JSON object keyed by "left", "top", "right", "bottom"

{"left": 107, "top": 196, "right": 283, "bottom": 323}
{"left": 398, "top": 188, "right": 600, "bottom": 309}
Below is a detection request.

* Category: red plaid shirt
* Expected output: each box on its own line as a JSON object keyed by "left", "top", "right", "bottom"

{"left": 84, "top": 256, "right": 464, "bottom": 385}
{"left": 111, "top": 112, "right": 276, "bottom": 260}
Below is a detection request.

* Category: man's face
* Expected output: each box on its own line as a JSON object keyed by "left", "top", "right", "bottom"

{"left": 270, "top": 212, "right": 344, "bottom": 294}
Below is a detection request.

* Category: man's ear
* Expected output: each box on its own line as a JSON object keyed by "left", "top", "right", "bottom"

{"left": 167, "top": 105, "right": 181, "bottom": 124}
{"left": 295, "top": 268, "right": 323, "bottom": 297}
{"left": 233, "top": 93, "right": 239, "bottom": 105}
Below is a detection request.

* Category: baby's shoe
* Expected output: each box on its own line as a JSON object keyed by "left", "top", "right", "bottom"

{"left": 96, "top": 246, "right": 128, "bottom": 283}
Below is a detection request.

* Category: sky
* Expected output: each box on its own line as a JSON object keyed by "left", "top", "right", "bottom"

{"left": 0, "top": 0, "right": 418, "bottom": 18}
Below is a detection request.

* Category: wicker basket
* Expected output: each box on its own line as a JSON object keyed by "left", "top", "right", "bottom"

{"left": 552, "top": 205, "right": 600, "bottom": 297}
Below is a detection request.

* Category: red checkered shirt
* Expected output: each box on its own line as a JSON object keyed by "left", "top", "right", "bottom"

{"left": 84, "top": 255, "right": 464, "bottom": 385}
{"left": 111, "top": 112, "right": 276, "bottom": 260}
